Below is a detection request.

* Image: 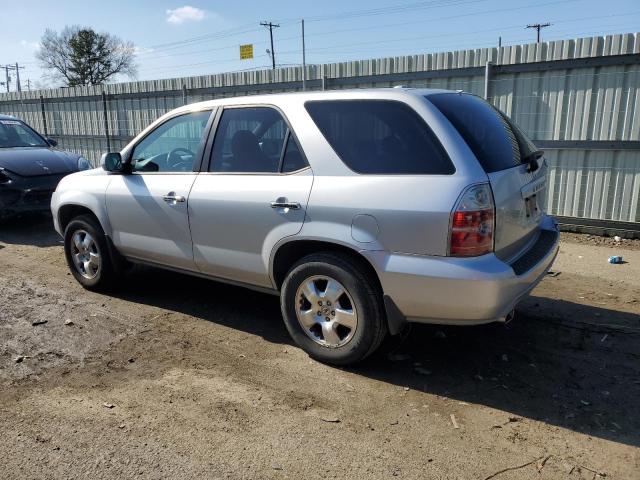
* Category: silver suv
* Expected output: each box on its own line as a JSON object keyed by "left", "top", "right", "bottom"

{"left": 51, "top": 89, "right": 559, "bottom": 365}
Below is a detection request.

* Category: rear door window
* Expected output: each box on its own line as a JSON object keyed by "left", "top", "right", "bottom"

{"left": 304, "top": 100, "right": 454, "bottom": 175}
{"left": 210, "top": 106, "right": 308, "bottom": 173}
{"left": 426, "top": 93, "right": 537, "bottom": 173}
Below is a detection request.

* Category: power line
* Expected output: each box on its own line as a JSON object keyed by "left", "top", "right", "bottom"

{"left": 144, "top": 24, "right": 262, "bottom": 52}
{"left": 527, "top": 22, "right": 552, "bottom": 42}
{"left": 137, "top": 54, "right": 270, "bottom": 74}
{"left": 135, "top": 0, "right": 579, "bottom": 63}
{"left": 261, "top": 21, "right": 280, "bottom": 70}
{"left": 275, "top": 22, "right": 640, "bottom": 63}
{"left": 279, "top": 0, "right": 488, "bottom": 24}
{"left": 136, "top": 20, "right": 640, "bottom": 78}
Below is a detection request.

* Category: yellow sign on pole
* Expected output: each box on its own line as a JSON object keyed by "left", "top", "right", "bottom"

{"left": 239, "top": 44, "right": 254, "bottom": 60}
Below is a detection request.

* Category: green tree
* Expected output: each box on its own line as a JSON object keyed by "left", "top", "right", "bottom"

{"left": 36, "top": 26, "right": 137, "bottom": 86}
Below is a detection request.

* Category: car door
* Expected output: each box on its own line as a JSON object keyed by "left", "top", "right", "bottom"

{"left": 105, "top": 109, "right": 214, "bottom": 271}
{"left": 189, "top": 105, "right": 313, "bottom": 288}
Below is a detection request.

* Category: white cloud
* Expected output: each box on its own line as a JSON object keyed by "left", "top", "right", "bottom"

{"left": 20, "top": 40, "right": 40, "bottom": 50}
{"left": 133, "top": 46, "right": 154, "bottom": 56}
{"left": 166, "top": 6, "right": 206, "bottom": 25}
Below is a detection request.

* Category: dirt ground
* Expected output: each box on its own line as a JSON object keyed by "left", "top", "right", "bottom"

{"left": 1, "top": 214, "right": 639, "bottom": 480}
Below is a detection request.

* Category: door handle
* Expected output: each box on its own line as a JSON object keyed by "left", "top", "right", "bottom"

{"left": 270, "top": 200, "right": 301, "bottom": 210}
{"left": 162, "top": 193, "right": 186, "bottom": 204}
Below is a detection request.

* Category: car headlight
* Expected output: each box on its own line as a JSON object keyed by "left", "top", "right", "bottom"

{"left": 0, "top": 168, "right": 11, "bottom": 184}
{"left": 77, "top": 156, "right": 91, "bottom": 171}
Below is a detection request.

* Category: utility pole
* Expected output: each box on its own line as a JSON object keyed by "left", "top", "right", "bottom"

{"left": 15, "top": 62, "right": 22, "bottom": 92}
{"left": 526, "top": 23, "right": 551, "bottom": 43}
{"left": 301, "top": 19, "right": 306, "bottom": 91}
{"left": 1, "top": 64, "right": 25, "bottom": 92}
{"left": 260, "top": 21, "right": 280, "bottom": 70}
{"left": 26, "top": 79, "right": 32, "bottom": 91}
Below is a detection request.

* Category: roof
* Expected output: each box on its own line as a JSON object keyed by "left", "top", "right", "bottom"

{"left": 173, "top": 87, "right": 455, "bottom": 115}
{"left": 0, "top": 113, "right": 18, "bottom": 120}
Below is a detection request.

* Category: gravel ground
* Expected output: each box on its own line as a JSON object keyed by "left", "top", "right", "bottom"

{"left": 0, "top": 214, "right": 639, "bottom": 480}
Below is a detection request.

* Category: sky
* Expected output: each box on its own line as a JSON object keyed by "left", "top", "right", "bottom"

{"left": 0, "top": 0, "right": 639, "bottom": 90}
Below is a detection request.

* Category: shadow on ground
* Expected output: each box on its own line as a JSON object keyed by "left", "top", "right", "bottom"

{"left": 0, "top": 213, "right": 60, "bottom": 248}
{"left": 114, "top": 265, "right": 640, "bottom": 449}
{"left": 4, "top": 217, "right": 637, "bottom": 448}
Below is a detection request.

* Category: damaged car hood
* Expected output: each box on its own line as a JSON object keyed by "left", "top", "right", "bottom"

{"left": 0, "top": 147, "right": 79, "bottom": 177}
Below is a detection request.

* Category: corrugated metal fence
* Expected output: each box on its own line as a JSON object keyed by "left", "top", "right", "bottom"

{"left": 1, "top": 33, "right": 639, "bottom": 227}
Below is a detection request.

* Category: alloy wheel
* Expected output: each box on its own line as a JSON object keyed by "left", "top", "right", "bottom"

{"left": 295, "top": 275, "right": 358, "bottom": 348}
{"left": 70, "top": 229, "right": 101, "bottom": 279}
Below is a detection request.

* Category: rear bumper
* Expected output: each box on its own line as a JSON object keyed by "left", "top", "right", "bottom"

{"left": 364, "top": 217, "right": 560, "bottom": 325}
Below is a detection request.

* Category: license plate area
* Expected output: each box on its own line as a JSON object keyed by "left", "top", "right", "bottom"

{"left": 524, "top": 194, "right": 541, "bottom": 220}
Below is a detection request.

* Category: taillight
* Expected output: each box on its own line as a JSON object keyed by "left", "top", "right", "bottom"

{"left": 449, "top": 183, "right": 495, "bottom": 257}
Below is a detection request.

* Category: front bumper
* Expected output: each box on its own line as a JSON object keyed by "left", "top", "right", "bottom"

{"left": 364, "top": 218, "right": 560, "bottom": 325}
{"left": 0, "top": 174, "right": 64, "bottom": 218}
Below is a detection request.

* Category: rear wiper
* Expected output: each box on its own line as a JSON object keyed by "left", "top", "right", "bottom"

{"left": 523, "top": 149, "right": 543, "bottom": 173}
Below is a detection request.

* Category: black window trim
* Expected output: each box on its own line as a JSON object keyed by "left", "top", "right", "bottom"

{"left": 303, "top": 98, "right": 455, "bottom": 176}
{"left": 277, "top": 129, "right": 291, "bottom": 173}
{"left": 202, "top": 103, "right": 311, "bottom": 176}
{"left": 123, "top": 107, "right": 216, "bottom": 176}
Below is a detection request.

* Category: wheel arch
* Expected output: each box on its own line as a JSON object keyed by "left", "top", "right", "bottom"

{"left": 58, "top": 202, "right": 128, "bottom": 275}
{"left": 58, "top": 204, "right": 103, "bottom": 234}
{"left": 270, "top": 238, "right": 383, "bottom": 295}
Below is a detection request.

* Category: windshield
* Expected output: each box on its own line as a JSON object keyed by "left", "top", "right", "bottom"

{"left": 0, "top": 119, "right": 48, "bottom": 148}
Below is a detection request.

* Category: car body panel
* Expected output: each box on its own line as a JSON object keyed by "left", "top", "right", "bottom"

{"left": 189, "top": 169, "right": 314, "bottom": 287}
{"left": 0, "top": 147, "right": 78, "bottom": 176}
{"left": 301, "top": 175, "right": 471, "bottom": 257}
{"left": 362, "top": 215, "right": 559, "bottom": 324}
{"left": 1, "top": 170, "right": 67, "bottom": 216}
{"left": 51, "top": 168, "right": 114, "bottom": 235}
{"left": 488, "top": 160, "right": 548, "bottom": 262}
{"left": 104, "top": 173, "right": 198, "bottom": 271}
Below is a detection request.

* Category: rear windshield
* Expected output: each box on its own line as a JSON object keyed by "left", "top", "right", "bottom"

{"left": 426, "top": 93, "right": 537, "bottom": 173}
{"left": 305, "top": 100, "right": 455, "bottom": 175}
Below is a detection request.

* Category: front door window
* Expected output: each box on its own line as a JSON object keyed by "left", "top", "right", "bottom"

{"left": 131, "top": 110, "right": 212, "bottom": 173}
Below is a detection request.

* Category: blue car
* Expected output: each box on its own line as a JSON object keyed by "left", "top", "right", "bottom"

{"left": 0, "top": 114, "right": 90, "bottom": 220}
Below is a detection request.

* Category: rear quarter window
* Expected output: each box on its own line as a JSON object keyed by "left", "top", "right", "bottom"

{"left": 304, "top": 100, "right": 454, "bottom": 175}
{"left": 426, "top": 93, "right": 537, "bottom": 173}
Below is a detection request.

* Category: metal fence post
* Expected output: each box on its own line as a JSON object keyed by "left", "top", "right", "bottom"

{"left": 484, "top": 61, "right": 493, "bottom": 100}
{"left": 101, "top": 91, "right": 111, "bottom": 152}
{"left": 182, "top": 84, "right": 188, "bottom": 105}
{"left": 39, "top": 95, "right": 48, "bottom": 137}
{"left": 321, "top": 65, "right": 326, "bottom": 91}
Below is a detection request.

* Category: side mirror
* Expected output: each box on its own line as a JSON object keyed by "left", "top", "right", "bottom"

{"left": 101, "top": 152, "right": 124, "bottom": 173}
{"left": 46, "top": 137, "right": 58, "bottom": 147}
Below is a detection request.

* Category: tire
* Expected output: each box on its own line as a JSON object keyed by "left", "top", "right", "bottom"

{"left": 64, "top": 214, "right": 118, "bottom": 291}
{"left": 280, "top": 252, "right": 387, "bottom": 366}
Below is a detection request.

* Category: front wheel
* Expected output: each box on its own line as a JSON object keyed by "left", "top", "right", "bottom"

{"left": 280, "top": 253, "right": 387, "bottom": 365}
{"left": 64, "top": 215, "right": 118, "bottom": 291}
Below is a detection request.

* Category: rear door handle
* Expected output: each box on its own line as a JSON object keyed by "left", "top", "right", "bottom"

{"left": 270, "top": 200, "right": 301, "bottom": 210}
{"left": 162, "top": 192, "right": 186, "bottom": 204}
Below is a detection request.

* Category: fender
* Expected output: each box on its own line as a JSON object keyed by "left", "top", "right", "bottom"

{"left": 51, "top": 169, "right": 113, "bottom": 237}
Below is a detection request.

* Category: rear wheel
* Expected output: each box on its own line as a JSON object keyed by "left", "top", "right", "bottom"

{"left": 280, "top": 253, "right": 387, "bottom": 365}
{"left": 64, "top": 215, "right": 118, "bottom": 291}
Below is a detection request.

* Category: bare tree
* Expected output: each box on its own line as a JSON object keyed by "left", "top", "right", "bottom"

{"left": 36, "top": 26, "right": 137, "bottom": 86}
